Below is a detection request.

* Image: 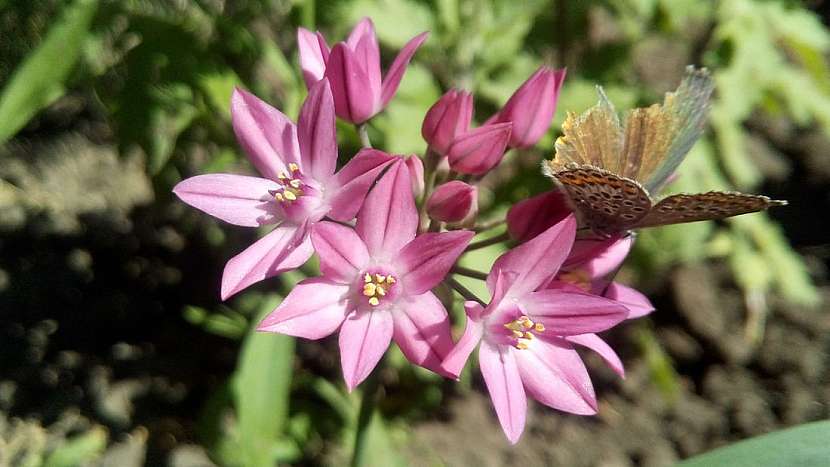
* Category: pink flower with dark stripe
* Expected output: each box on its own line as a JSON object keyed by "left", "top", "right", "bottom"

{"left": 442, "top": 216, "right": 629, "bottom": 443}
{"left": 173, "top": 79, "right": 394, "bottom": 299}
{"left": 258, "top": 161, "right": 473, "bottom": 390}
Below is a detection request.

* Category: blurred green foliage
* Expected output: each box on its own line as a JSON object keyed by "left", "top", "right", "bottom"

{"left": 1, "top": 0, "right": 827, "bottom": 464}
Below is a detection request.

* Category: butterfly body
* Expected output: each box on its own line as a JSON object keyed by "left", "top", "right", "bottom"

{"left": 545, "top": 66, "right": 786, "bottom": 237}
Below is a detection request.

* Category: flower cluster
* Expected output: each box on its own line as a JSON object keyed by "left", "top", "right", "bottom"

{"left": 173, "top": 18, "right": 652, "bottom": 444}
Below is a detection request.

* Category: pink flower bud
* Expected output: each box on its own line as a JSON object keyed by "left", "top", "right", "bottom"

{"left": 447, "top": 123, "right": 512, "bottom": 175}
{"left": 506, "top": 190, "right": 572, "bottom": 242}
{"left": 421, "top": 89, "right": 473, "bottom": 155}
{"left": 404, "top": 154, "right": 425, "bottom": 198}
{"left": 487, "top": 67, "right": 566, "bottom": 149}
{"left": 427, "top": 181, "right": 478, "bottom": 223}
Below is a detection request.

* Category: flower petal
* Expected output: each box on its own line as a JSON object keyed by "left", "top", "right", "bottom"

{"left": 479, "top": 342, "right": 526, "bottom": 444}
{"left": 325, "top": 43, "right": 376, "bottom": 123}
{"left": 327, "top": 149, "right": 396, "bottom": 222}
{"left": 515, "top": 337, "right": 597, "bottom": 415}
{"left": 605, "top": 282, "right": 654, "bottom": 319}
{"left": 488, "top": 215, "right": 577, "bottom": 298}
{"left": 220, "top": 223, "right": 313, "bottom": 300}
{"left": 440, "top": 302, "right": 484, "bottom": 379}
{"left": 347, "top": 18, "right": 382, "bottom": 104}
{"left": 566, "top": 333, "right": 625, "bottom": 378}
{"left": 356, "top": 160, "right": 418, "bottom": 258}
{"left": 297, "top": 78, "right": 338, "bottom": 181}
{"left": 311, "top": 221, "right": 369, "bottom": 283}
{"left": 404, "top": 154, "right": 425, "bottom": 198}
{"left": 231, "top": 88, "right": 301, "bottom": 180}
{"left": 393, "top": 292, "right": 454, "bottom": 377}
{"left": 573, "top": 235, "right": 632, "bottom": 279}
{"left": 520, "top": 289, "right": 628, "bottom": 335}
{"left": 297, "top": 28, "right": 330, "bottom": 88}
{"left": 398, "top": 230, "right": 474, "bottom": 295}
{"left": 447, "top": 122, "right": 512, "bottom": 175}
{"left": 340, "top": 309, "right": 394, "bottom": 391}
{"left": 380, "top": 31, "right": 429, "bottom": 108}
{"left": 257, "top": 278, "right": 350, "bottom": 339}
{"left": 173, "top": 174, "right": 280, "bottom": 227}
{"left": 506, "top": 190, "right": 571, "bottom": 242}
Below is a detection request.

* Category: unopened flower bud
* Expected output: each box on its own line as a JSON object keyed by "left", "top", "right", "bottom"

{"left": 447, "top": 123, "right": 512, "bottom": 175}
{"left": 487, "top": 67, "right": 566, "bottom": 149}
{"left": 506, "top": 190, "right": 572, "bottom": 242}
{"left": 427, "top": 181, "right": 478, "bottom": 224}
{"left": 421, "top": 89, "right": 473, "bottom": 155}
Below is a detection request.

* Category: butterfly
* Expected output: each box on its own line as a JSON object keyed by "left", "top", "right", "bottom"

{"left": 543, "top": 66, "right": 786, "bottom": 237}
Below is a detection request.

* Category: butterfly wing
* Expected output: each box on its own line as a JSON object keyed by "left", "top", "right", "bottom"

{"left": 548, "top": 87, "right": 625, "bottom": 173}
{"left": 626, "top": 66, "right": 715, "bottom": 192}
{"left": 634, "top": 191, "right": 787, "bottom": 228}
{"left": 549, "top": 165, "right": 652, "bottom": 237}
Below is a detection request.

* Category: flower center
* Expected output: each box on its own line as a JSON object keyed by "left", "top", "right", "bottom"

{"left": 270, "top": 163, "right": 306, "bottom": 203}
{"left": 503, "top": 315, "right": 545, "bottom": 350}
{"left": 558, "top": 268, "right": 592, "bottom": 292}
{"left": 362, "top": 272, "right": 397, "bottom": 307}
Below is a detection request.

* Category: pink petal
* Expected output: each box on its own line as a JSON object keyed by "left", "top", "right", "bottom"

{"left": 506, "top": 190, "right": 572, "bottom": 242}
{"left": 426, "top": 181, "right": 478, "bottom": 223}
{"left": 380, "top": 31, "right": 429, "bottom": 108}
{"left": 298, "top": 78, "right": 338, "bottom": 181}
{"left": 520, "top": 289, "right": 628, "bottom": 335}
{"left": 231, "top": 88, "right": 301, "bottom": 180}
{"left": 311, "top": 221, "right": 370, "bottom": 284}
{"left": 327, "top": 149, "right": 396, "bottom": 222}
{"left": 573, "top": 235, "right": 632, "bottom": 279}
{"left": 479, "top": 342, "right": 526, "bottom": 444}
{"left": 347, "top": 18, "right": 382, "bottom": 105}
{"left": 514, "top": 337, "right": 597, "bottom": 415}
{"left": 325, "top": 43, "right": 377, "bottom": 124}
{"left": 398, "top": 230, "right": 474, "bottom": 295}
{"left": 404, "top": 154, "right": 425, "bottom": 198}
{"left": 356, "top": 161, "right": 418, "bottom": 258}
{"left": 440, "top": 303, "right": 484, "bottom": 379}
{"left": 605, "top": 282, "right": 654, "bottom": 319}
{"left": 566, "top": 333, "right": 625, "bottom": 378}
{"left": 488, "top": 215, "right": 577, "bottom": 298}
{"left": 173, "top": 174, "right": 280, "bottom": 227}
{"left": 297, "top": 28, "right": 330, "bottom": 88}
{"left": 393, "top": 292, "right": 454, "bottom": 376}
{"left": 447, "top": 122, "right": 512, "bottom": 175}
{"left": 487, "top": 67, "right": 567, "bottom": 149}
{"left": 421, "top": 89, "right": 473, "bottom": 155}
{"left": 220, "top": 223, "right": 313, "bottom": 300}
{"left": 257, "top": 278, "right": 350, "bottom": 339}
{"left": 339, "top": 309, "right": 394, "bottom": 391}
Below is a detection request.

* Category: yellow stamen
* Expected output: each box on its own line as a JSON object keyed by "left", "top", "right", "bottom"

{"left": 274, "top": 192, "right": 284, "bottom": 202}
{"left": 523, "top": 332, "right": 534, "bottom": 340}
{"left": 288, "top": 162, "right": 300, "bottom": 172}
{"left": 534, "top": 323, "right": 545, "bottom": 332}
{"left": 289, "top": 179, "right": 301, "bottom": 188}
{"left": 375, "top": 274, "right": 386, "bottom": 283}
{"left": 368, "top": 297, "right": 380, "bottom": 306}
{"left": 386, "top": 276, "right": 396, "bottom": 284}
{"left": 376, "top": 286, "right": 386, "bottom": 296}
{"left": 283, "top": 191, "right": 297, "bottom": 201}
{"left": 277, "top": 172, "right": 288, "bottom": 180}
{"left": 364, "top": 273, "right": 372, "bottom": 283}
{"left": 363, "top": 283, "right": 376, "bottom": 296}
{"left": 515, "top": 342, "right": 529, "bottom": 350}
{"left": 512, "top": 330, "right": 524, "bottom": 339}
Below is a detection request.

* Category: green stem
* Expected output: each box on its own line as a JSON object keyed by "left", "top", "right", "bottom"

{"left": 350, "top": 358, "right": 383, "bottom": 467}
{"left": 357, "top": 123, "right": 372, "bottom": 148}
{"left": 452, "top": 265, "right": 488, "bottom": 281}
{"left": 474, "top": 218, "right": 506, "bottom": 233}
{"left": 465, "top": 231, "right": 510, "bottom": 252}
{"left": 445, "top": 277, "right": 485, "bottom": 305}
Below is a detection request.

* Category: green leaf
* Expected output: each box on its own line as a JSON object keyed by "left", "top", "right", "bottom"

{"left": 44, "top": 426, "right": 108, "bottom": 467}
{"left": 679, "top": 420, "right": 830, "bottom": 467}
{"left": 231, "top": 294, "right": 296, "bottom": 467}
{"left": 0, "top": 0, "right": 98, "bottom": 145}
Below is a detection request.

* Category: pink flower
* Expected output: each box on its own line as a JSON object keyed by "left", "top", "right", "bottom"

{"left": 258, "top": 161, "right": 474, "bottom": 390}
{"left": 173, "top": 79, "right": 394, "bottom": 300}
{"left": 553, "top": 236, "right": 654, "bottom": 319}
{"left": 447, "top": 122, "right": 512, "bottom": 175}
{"left": 421, "top": 89, "right": 473, "bottom": 155}
{"left": 507, "top": 190, "right": 654, "bottom": 318}
{"left": 298, "top": 17, "right": 429, "bottom": 124}
{"left": 441, "top": 216, "right": 629, "bottom": 443}
{"left": 486, "top": 66, "right": 566, "bottom": 149}
{"left": 426, "top": 181, "right": 478, "bottom": 224}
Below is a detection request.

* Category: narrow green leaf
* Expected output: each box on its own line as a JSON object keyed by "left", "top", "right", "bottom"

{"left": 679, "top": 420, "right": 830, "bottom": 467}
{"left": 231, "top": 294, "right": 296, "bottom": 467}
{"left": 0, "top": 0, "right": 98, "bottom": 145}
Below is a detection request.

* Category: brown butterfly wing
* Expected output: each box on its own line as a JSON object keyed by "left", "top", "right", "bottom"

{"left": 634, "top": 191, "right": 788, "bottom": 228}
{"left": 548, "top": 88, "right": 625, "bottom": 173}
{"left": 550, "top": 166, "right": 652, "bottom": 237}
